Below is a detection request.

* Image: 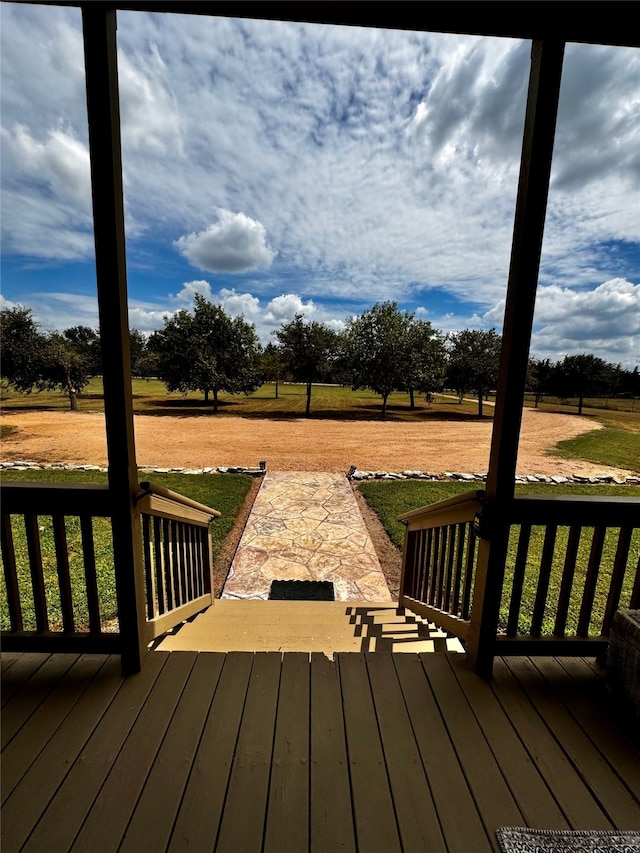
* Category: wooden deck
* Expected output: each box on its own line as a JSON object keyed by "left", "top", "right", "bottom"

{"left": 2, "top": 650, "right": 639, "bottom": 852}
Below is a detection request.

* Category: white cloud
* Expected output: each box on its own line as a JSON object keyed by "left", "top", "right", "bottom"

{"left": 482, "top": 278, "right": 640, "bottom": 368}
{"left": 170, "top": 280, "right": 213, "bottom": 303}
{"left": 2, "top": 7, "right": 638, "bottom": 367}
{"left": 218, "top": 288, "right": 261, "bottom": 319}
{"left": 175, "top": 209, "right": 276, "bottom": 273}
{"left": 263, "top": 294, "right": 316, "bottom": 324}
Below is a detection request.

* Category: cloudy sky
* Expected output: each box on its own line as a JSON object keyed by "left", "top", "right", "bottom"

{"left": 1, "top": 4, "right": 639, "bottom": 367}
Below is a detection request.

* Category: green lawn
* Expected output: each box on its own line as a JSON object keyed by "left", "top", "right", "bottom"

{"left": 358, "top": 479, "right": 640, "bottom": 635}
{"left": 0, "top": 469, "right": 253, "bottom": 632}
{"left": 1, "top": 379, "right": 490, "bottom": 422}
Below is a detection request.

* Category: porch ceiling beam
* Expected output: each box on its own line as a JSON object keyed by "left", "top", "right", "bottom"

{"left": 8, "top": 1, "right": 639, "bottom": 48}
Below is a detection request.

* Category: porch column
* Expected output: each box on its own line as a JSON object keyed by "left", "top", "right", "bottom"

{"left": 82, "top": 5, "right": 147, "bottom": 674}
{"left": 466, "top": 40, "right": 565, "bottom": 677}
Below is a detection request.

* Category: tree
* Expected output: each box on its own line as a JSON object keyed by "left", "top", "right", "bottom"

{"left": 550, "top": 353, "right": 613, "bottom": 415}
{"left": 39, "top": 331, "right": 94, "bottom": 410}
{"left": 149, "top": 294, "right": 261, "bottom": 412}
{"left": 527, "top": 357, "right": 552, "bottom": 408}
{"left": 405, "top": 319, "right": 447, "bottom": 408}
{"left": 342, "top": 301, "right": 413, "bottom": 417}
{"left": 275, "top": 314, "right": 337, "bottom": 416}
{"left": 259, "top": 342, "right": 285, "bottom": 398}
{"left": 0, "top": 305, "right": 45, "bottom": 392}
{"left": 63, "top": 325, "right": 102, "bottom": 376}
{"left": 129, "top": 329, "right": 148, "bottom": 378}
{"left": 446, "top": 328, "right": 502, "bottom": 417}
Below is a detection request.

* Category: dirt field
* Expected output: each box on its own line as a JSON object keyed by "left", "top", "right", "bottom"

{"left": 0, "top": 408, "right": 633, "bottom": 477}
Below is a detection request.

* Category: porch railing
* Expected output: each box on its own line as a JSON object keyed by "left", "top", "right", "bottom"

{"left": 399, "top": 490, "right": 484, "bottom": 643}
{"left": 135, "top": 481, "right": 220, "bottom": 642}
{"left": 399, "top": 491, "right": 640, "bottom": 657}
{"left": 0, "top": 482, "right": 121, "bottom": 654}
{"left": 1, "top": 480, "right": 220, "bottom": 654}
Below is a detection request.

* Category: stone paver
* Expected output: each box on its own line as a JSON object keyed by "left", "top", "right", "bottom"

{"left": 222, "top": 471, "right": 391, "bottom": 601}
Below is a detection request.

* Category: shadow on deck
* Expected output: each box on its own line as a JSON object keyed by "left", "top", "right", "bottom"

{"left": 2, "top": 649, "right": 639, "bottom": 852}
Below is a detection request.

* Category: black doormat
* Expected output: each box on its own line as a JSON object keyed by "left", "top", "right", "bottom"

{"left": 269, "top": 580, "right": 335, "bottom": 601}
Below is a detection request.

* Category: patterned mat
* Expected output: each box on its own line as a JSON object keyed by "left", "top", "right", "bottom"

{"left": 496, "top": 828, "right": 640, "bottom": 853}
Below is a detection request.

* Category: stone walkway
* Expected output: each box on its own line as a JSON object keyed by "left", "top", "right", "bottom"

{"left": 221, "top": 471, "right": 392, "bottom": 601}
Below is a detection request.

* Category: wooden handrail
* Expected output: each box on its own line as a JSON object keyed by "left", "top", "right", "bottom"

{"left": 399, "top": 489, "right": 485, "bottom": 532}
{"left": 0, "top": 483, "right": 112, "bottom": 516}
{"left": 510, "top": 494, "right": 639, "bottom": 526}
{"left": 399, "top": 489, "right": 485, "bottom": 524}
{"left": 137, "top": 481, "right": 221, "bottom": 518}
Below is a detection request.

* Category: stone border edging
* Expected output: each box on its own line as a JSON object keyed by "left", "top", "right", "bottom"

{"left": 0, "top": 460, "right": 637, "bottom": 485}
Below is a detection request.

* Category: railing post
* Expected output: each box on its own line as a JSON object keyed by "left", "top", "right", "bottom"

{"left": 82, "top": 5, "right": 147, "bottom": 674}
{"left": 466, "top": 39, "right": 565, "bottom": 677}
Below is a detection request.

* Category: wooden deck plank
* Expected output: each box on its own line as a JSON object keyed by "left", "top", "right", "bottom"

{"left": 3, "top": 650, "right": 639, "bottom": 852}
{"left": 1, "top": 654, "right": 108, "bottom": 804}
{"left": 21, "top": 651, "right": 167, "bottom": 853}
{"left": 541, "top": 657, "right": 640, "bottom": 801}
{"left": 1, "top": 656, "right": 123, "bottom": 853}
{"left": 168, "top": 651, "right": 254, "bottom": 853}
{"left": 420, "top": 653, "right": 525, "bottom": 846}
{"left": 264, "top": 652, "right": 311, "bottom": 853}
{"left": 1, "top": 653, "right": 23, "bottom": 675}
{"left": 1, "top": 652, "right": 49, "bottom": 705}
{"left": 366, "top": 652, "right": 447, "bottom": 852}
{"left": 392, "top": 653, "right": 493, "bottom": 852}
{"left": 309, "top": 651, "right": 356, "bottom": 853}
{"left": 448, "top": 653, "right": 570, "bottom": 830}
{"left": 120, "top": 652, "right": 226, "bottom": 853}
{"left": 504, "top": 656, "right": 640, "bottom": 829}
{"left": 337, "top": 652, "right": 402, "bottom": 853}
{"left": 71, "top": 651, "right": 198, "bottom": 853}
{"left": 215, "top": 652, "right": 282, "bottom": 852}
{"left": 1, "top": 653, "right": 80, "bottom": 748}
{"left": 492, "top": 657, "right": 613, "bottom": 830}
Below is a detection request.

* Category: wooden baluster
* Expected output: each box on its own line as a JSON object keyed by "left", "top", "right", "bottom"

{"left": 602, "top": 527, "right": 633, "bottom": 636}
{"left": 531, "top": 524, "right": 557, "bottom": 637}
{"left": 430, "top": 528, "right": 441, "bottom": 606}
{"left": 162, "top": 518, "right": 174, "bottom": 611}
{"left": 578, "top": 526, "right": 606, "bottom": 637}
{"left": 142, "top": 514, "right": 157, "bottom": 620}
{"left": 180, "top": 522, "right": 192, "bottom": 602}
{"left": 153, "top": 516, "right": 167, "bottom": 614}
{"left": 170, "top": 520, "right": 182, "bottom": 607}
{"left": 507, "top": 523, "right": 531, "bottom": 637}
{"left": 630, "top": 552, "right": 640, "bottom": 609}
{"left": 52, "top": 515, "right": 75, "bottom": 633}
{"left": 25, "top": 514, "right": 48, "bottom": 633}
{"left": 1, "top": 514, "right": 23, "bottom": 632}
{"left": 451, "top": 523, "right": 465, "bottom": 617}
{"left": 418, "top": 529, "right": 428, "bottom": 602}
{"left": 80, "top": 515, "right": 102, "bottom": 634}
{"left": 461, "top": 526, "right": 476, "bottom": 621}
{"left": 185, "top": 524, "right": 196, "bottom": 600}
{"left": 554, "top": 525, "right": 581, "bottom": 638}
{"left": 444, "top": 524, "right": 456, "bottom": 613}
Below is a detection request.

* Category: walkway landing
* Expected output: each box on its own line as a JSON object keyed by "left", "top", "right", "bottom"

{"left": 221, "top": 471, "right": 391, "bottom": 601}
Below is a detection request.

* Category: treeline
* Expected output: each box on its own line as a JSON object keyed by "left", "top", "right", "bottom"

{"left": 2, "top": 300, "right": 638, "bottom": 416}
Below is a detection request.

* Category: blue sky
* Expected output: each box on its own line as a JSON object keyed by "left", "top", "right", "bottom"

{"left": 1, "top": 4, "right": 639, "bottom": 367}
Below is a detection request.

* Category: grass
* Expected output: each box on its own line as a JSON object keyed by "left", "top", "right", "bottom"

{"left": 551, "top": 427, "right": 640, "bottom": 471}
{"left": 358, "top": 479, "right": 640, "bottom": 636}
{"left": 1, "top": 379, "right": 490, "bottom": 422}
{"left": 0, "top": 468, "right": 253, "bottom": 632}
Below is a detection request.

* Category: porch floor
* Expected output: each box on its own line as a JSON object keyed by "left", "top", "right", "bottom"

{"left": 2, "top": 650, "right": 639, "bottom": 852}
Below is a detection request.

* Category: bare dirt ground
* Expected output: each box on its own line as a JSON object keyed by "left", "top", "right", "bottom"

{"left": 0, "top": 407, "right": 632, "bottom": 477}
{"left": 1, "top": 408, "right": 635, "bottom": 598}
